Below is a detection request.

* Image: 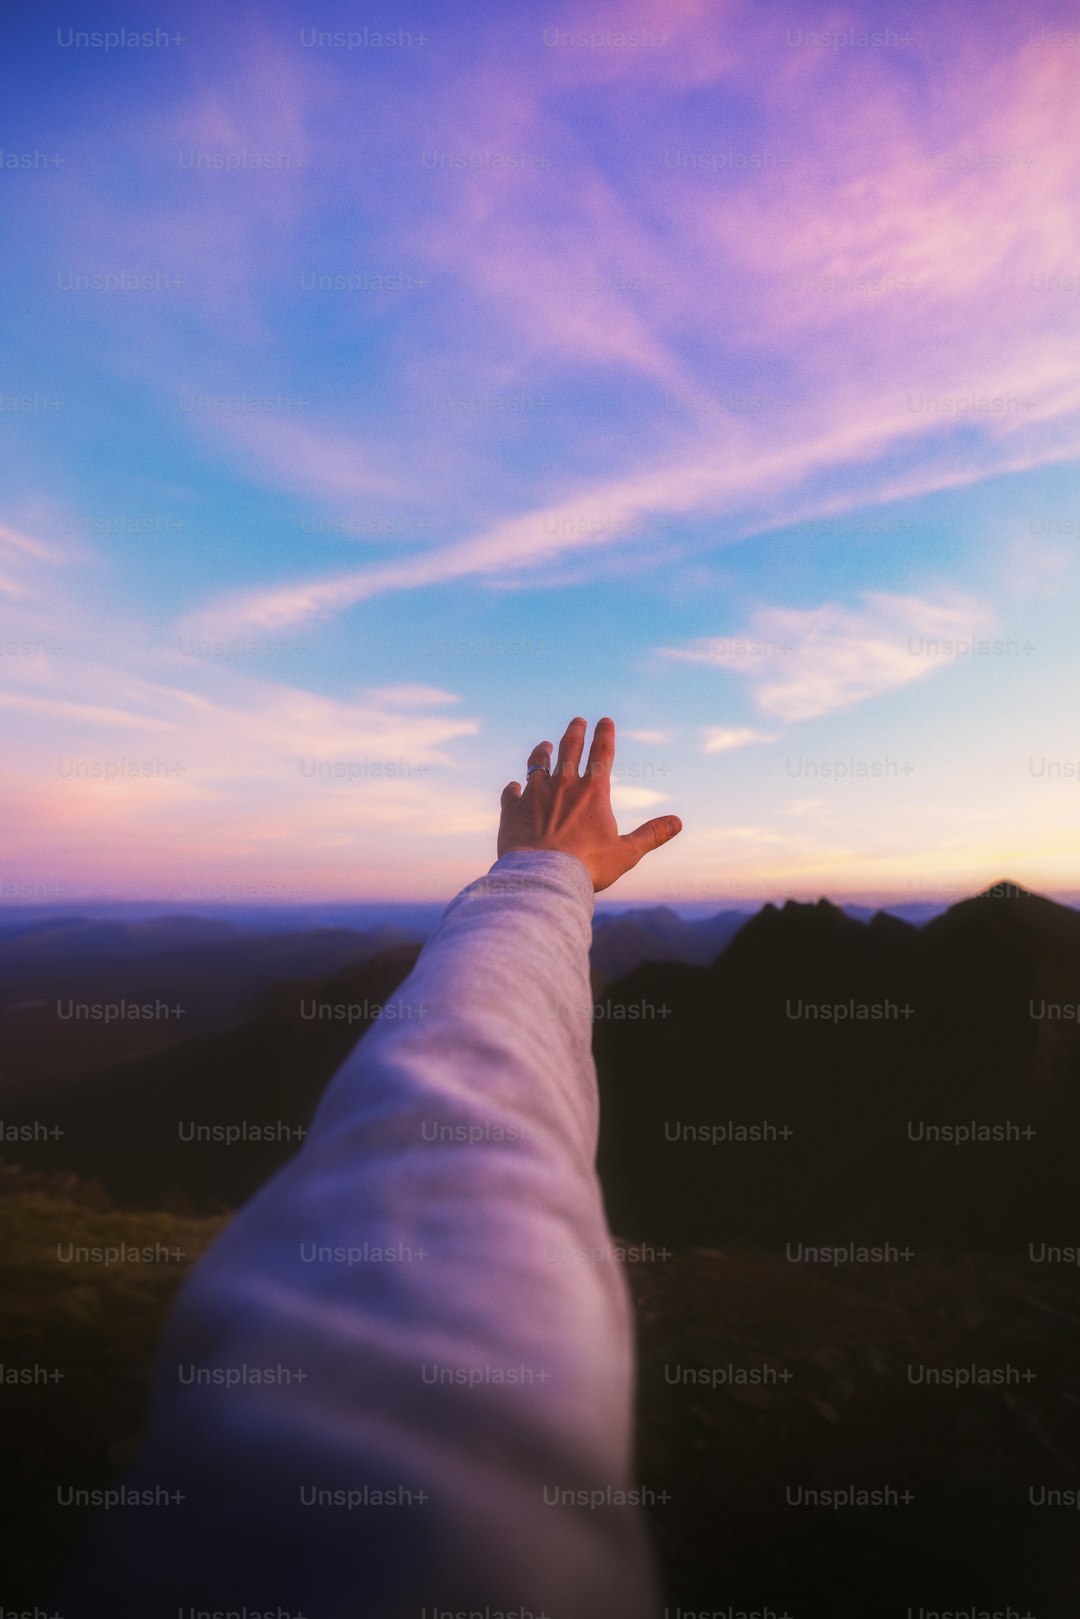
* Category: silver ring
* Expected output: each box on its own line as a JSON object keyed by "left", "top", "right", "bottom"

{"left": 526, "top": 765, "right": 551, "bottom": 777}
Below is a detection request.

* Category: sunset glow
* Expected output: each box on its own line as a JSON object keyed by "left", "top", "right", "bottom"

{"left": 3, "top": 0, "right": 1079, "bottom": 906}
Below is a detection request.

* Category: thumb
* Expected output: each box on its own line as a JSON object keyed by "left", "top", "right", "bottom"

{"left": 620, "top": 814, "right": 682, "bottom": 867}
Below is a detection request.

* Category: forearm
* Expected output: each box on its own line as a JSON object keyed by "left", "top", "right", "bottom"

{"left": 57, "top": 849, "right": 661, "bottom": 1619}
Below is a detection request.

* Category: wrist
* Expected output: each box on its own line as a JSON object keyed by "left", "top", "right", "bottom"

{"left": 488, "top": 846, "right": 596, "bottom": 908}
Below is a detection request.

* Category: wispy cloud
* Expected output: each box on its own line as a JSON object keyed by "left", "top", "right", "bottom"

{"left": 663, "top": 593, "right": 995, "bottom": 721}
{"left": 702, "top": 727, "right": 778, "bottom": 752}
{"left": 611, "top": 784, "right": 670, "bottom": 810}
{"left": 369, "top": 684, "right": 462, "bottom": 708}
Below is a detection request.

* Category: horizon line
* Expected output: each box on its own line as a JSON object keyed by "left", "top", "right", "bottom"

{"left": 1, "top": 881, "right": 1078, "bottom": 916}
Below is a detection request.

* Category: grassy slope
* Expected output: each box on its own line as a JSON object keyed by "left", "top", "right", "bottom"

{"left": 4, "top": 1171, "right": 1080, "bottom": 1613}
{"left": 0, "top": 1173, "right": 226, "bottom": 1599}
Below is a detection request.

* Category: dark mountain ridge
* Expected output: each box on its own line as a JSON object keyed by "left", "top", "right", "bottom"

{"left": 594, "top": 880, "right": 1080, "bottom": 1248}
{"left": 3, "top": 880, "right": 1078, "bottom": 1248}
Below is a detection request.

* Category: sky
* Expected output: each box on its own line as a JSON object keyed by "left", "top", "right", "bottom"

{"left": 2, "top": 0, "right": 1080, "bottom": 910}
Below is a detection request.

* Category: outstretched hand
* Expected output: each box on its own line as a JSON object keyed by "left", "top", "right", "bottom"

{"left": 498, "top": 716, "right": 683, "bottom": 894}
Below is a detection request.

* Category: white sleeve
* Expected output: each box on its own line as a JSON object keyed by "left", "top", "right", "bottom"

{"left": 57, "top": 848, "right": 664, "bottom": 1619}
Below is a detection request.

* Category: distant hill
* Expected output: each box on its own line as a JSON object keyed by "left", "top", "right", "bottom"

{"left": 0, "top": 924, "right": 423, "bottom": 1092}
{"left": 589, "top": 905, "right": 750, "bottom": 982}
{"left": 0, "top": 915, "right": 243, "bottom": 961}
{"left": 0, "top": 942, "right": 425, "bottom": 1211}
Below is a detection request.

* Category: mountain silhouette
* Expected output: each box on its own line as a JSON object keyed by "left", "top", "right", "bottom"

{"left": 4, "top": 882, "right": 1080, "bottom": 1249}
{"left": 593, "top": 879, "right": 1080, "bottom": 1249}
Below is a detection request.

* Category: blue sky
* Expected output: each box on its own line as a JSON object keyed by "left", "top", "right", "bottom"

{"left": 2, "top": 0, "right": 1080, "bottom": 907}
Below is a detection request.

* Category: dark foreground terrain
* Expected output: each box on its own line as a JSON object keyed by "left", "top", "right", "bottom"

{"left": 4, "top": 1166, "right": 1078, "bottom": 1615}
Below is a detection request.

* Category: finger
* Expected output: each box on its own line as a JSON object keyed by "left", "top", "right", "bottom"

{"left": 584, "top": 714, "right": 615, "bottom": 782}
{"left": 554, "top": 715, "right": 588, "bottom": 778}
{"left": 501, "top": 781, "right": 522, "bottom": 804}
{"left": 524, "top": 740, "right": 553, "bottom": 786}
{"left": 619, "top": 814, "right": 683, "bottom": 868}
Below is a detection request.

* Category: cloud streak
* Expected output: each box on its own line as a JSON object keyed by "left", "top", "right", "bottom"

{"left": 663, "top": 593, "right": 996, "bottom": 721}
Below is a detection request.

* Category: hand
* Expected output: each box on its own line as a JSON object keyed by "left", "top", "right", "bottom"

{"left": 498, "top": 716, "right": 683, "bottom": 894}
